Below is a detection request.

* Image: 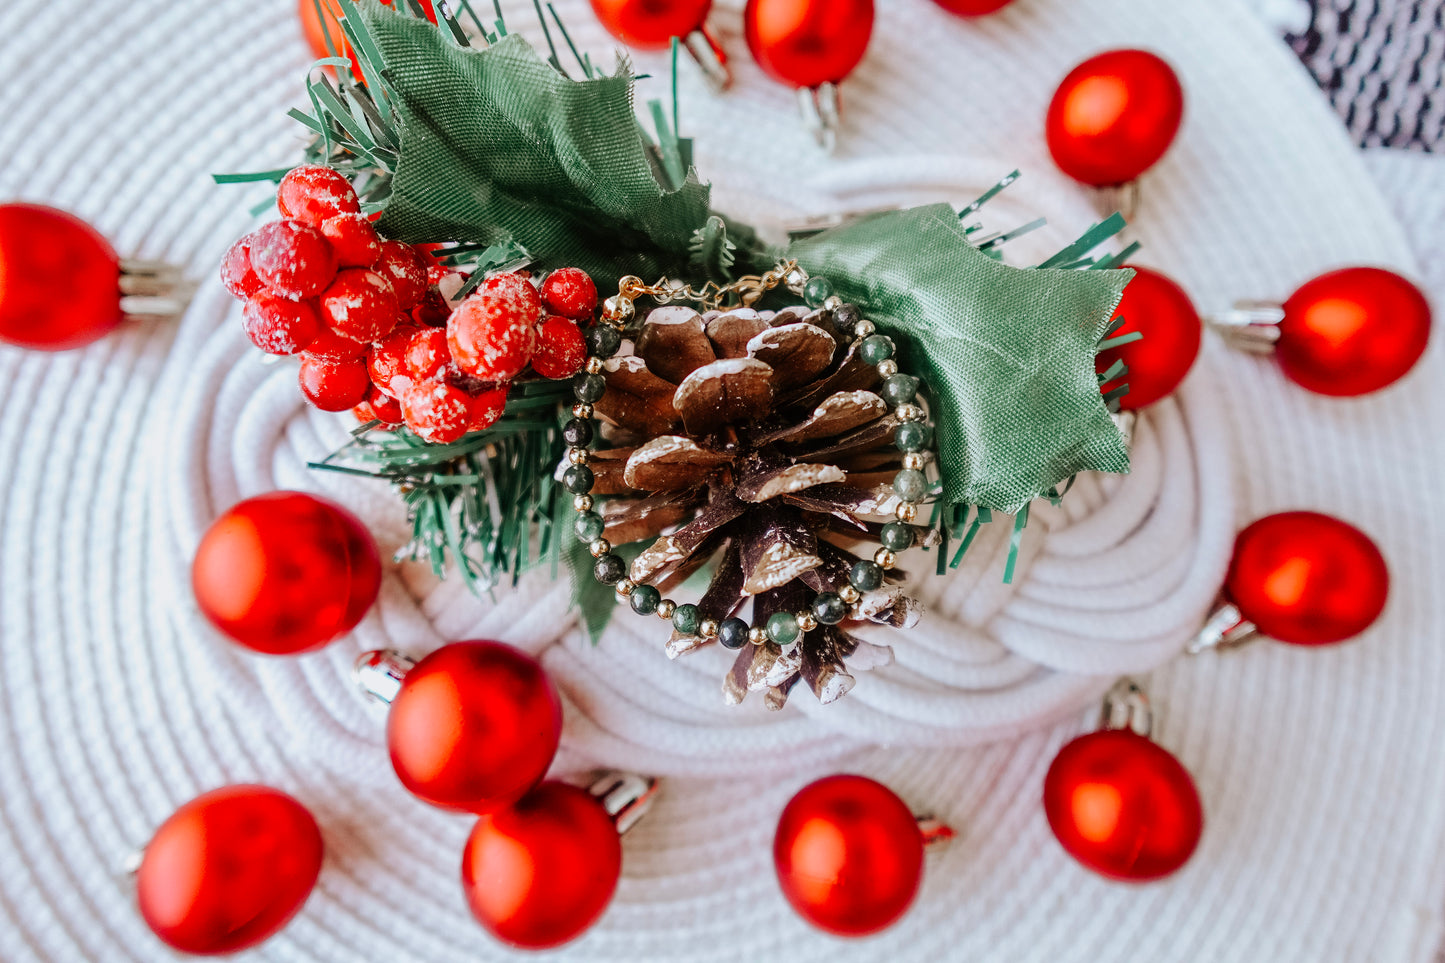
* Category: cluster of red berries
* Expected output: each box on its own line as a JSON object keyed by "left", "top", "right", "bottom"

{"left": 220, "top": 165, "right": 597, "bottom": 442}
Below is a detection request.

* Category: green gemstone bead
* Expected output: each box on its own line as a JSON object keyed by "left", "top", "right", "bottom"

{"left": 881, "top": 374, "right": 920, "bottom": 407}
{"left": 573, "top": 373, "right": 606, "bottom": 403}
{"left": 574, "top": 511, "right": 605, "bottom": 542}
{"left": 850, "top": 560, "right": 884, "bottom": 592}
{"left": 894, "top": 469, "right": 928, "bottom": 502}
{"left": 563, "top": 464, "right": 594, "bottom": 494}
{"left": 766, "top": 610, "right": 800, "bottom": 645}
{"left": 880, "top": 521, "right": 915, "bottom": 552}
{"left": 803, "top": 276, "right": 834, "bottom": 308}
{"left": 718, "top": 617, "right": 749, "bottom": 649}
{"left": 811, "top": 593, "right": 847, "bottom": 626}
{"left": 894, "top": 421, "right": 927, "bottom": 453}
{"left": 630, "top": 584, "right": 660, "bottom": 615}
{"left": 672, "top": 603, "right": 700, "bottom": 635}
{"left": 859, "top": 335, "right": 894, "bottom": 365}
{"left": 594, "top": 554, "right": 626, "bottom": 584}
{"left": 585, "top": 325, "right": 622, "bottom": 358}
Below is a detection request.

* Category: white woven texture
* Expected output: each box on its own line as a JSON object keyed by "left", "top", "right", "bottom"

{"left": 0, "top": 0, "right": 1441, "bottom": 960}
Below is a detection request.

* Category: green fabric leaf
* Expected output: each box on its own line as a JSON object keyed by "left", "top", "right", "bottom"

{"left": 355, "top": 0, "right": 712, "bottom": 281}
{"left": 789, "top": 204, "right": 1133, "bottom": 513}
{"left": 688, "top": 215, "right": 736, "bottom": 280}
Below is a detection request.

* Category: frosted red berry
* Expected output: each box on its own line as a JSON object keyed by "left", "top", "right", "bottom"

{"left": 540, "top": 267, "right": 597, "bottom": 321}
{"left": 249, "top": 220, "right": 337, "bottom": 300}
{"left": 375, "top": 240, "right": 429, "bottom": 310}
{"left": 299, "top": 355, "right": 372, "bottom": 411}
{"left": 448, "top": 292, "right": 538, "bottom": 382}
{"left": 480, "top": 272, "right": 543, "bottom": 325}
{"left": 405, "top": 327, "right": 452, "bottom": 382}
{"left": 221, "top": 234, "right": 265, "bottom": 300}
{"left": 402, "top": 380, "right": 472, "bottom": 443}
{"left": 530, "top": 316, "right": 587, "bottom": 379}
{"left": 321, "top": 213, "right": 381, "bottom": 268}
{"left": 468, "top": 386, "right": 510, "bottom": 431}
{"left": 303, "top": 328, "right": 367, "bottom": 363}
{"left": 354, "top": 386, "right": 403, "bottom": 426}
{"left": 320, "top": 268, "right": 399, "bottom": 343}
{"left": 276, "top": 165, "right": 360, "bottom": 226}
{"left": 368, "top": 323, "right": 420, "bottom": 397}
{"left": 242, "top": 293, "right": 322, "bottom": 355}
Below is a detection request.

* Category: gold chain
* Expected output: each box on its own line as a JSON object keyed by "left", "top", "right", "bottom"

{"left": 603, "top": 259, "right": 802, "bottom": 324}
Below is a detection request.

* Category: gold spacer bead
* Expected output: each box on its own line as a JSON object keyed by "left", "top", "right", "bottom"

{"left": 602, "top": 296, "right": 635, "bottom": 322}
{"left": 573, "top": 494, "right": 593, "bottom": 512}
{"left": 585, "top": 356, "right": 604, "bottom": 375}
{"left": 656, "top": 599, "right": 677, "bottom": 620}
{"left": 877, "top": 359, "right": 899, "bottom": 378}
{"left": 589, "top": 538, "right": 611, "bottom": 558}
{"left": 699, "top": 619, "right": 719, "bottom": 639}
{"left": 615, "top": 579, "right": 636, "bottom": 597}
{"left": 749, "top": 626, "right": 768, "bottom": 645}
{"left": 572, "top": 403, "right": 594, "bottom": 419}
{"left": 896, "top": 502, "right": 919, "bottom": 523}
{"left": 784, "top": 267, "right": 808, "bottom": 293}
{"left": 797, "top": 612, "right": 818, "bottom": 633}
{"left": 854, "top": 319, "right": 876, "bottom": 339}
{"left": 896, "top": 403, "right": 925, "bottom": 422}
{"left": 902, "top": 452, "right": 926, "bottom": 471}
{"left": 839, "top": 584, "right": 861, "bottom": 604}
{"left": 567, "top": 447, "right": 589, "bottom": 465}
{"left": 823, "top": 295, "right": 844, "bottom": 312}
{"left": 874, "top": 548, "right": 898, "bottom": 569}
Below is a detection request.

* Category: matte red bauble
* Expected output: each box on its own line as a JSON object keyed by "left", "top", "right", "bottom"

{"left": 931, "top": 0, "right": 1013, "bottom": 14}
{"left": 191, "top": 491, "right": 382, "bottom": 655}
{"left": 136, "top": 786, "right": 323, "bottom": 955}
{"left": 744, "top": 0, "right": 875, "bottom": 89}
{"left": 591, "top": 0, "right": 712, "bottom": 47}
{"left": 0, "top": 203, "right": 122, "bottom": 350}
{"left": 773, "top": 774, "right": 924, "bottom": 936}
{"left": 462, "top": 781, "right": 622, "bottom": 949}
{"left": 1225, "top": 511, "right": 1388, "bottom": 645}
{"left": 1046, "top": 49, "right": 1184, "bottom": 187}
{"left": 388, "top": 640, "right": 562, "bottom": 813}
{"left": 1097, "top": 266, "right": 1201, "bottom": 409}
{"left": 1277, "top": 267, "right": 1430, "bottom": 396}
{"left": 1044, "top": 729, "right": 1202, "bottom": 881}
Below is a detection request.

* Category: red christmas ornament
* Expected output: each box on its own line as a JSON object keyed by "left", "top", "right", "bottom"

{"left": 931, "top": 0, "right": 1013, "bottom": 14}
{"left": 136, "top": 785, "right": 323, "bottom": 955}
{"left": 773, "top": 774, "right": 924, "bottom": 937}
{"left": 1224, "top": 511, "right": 1388, "bottom": 645}
{"left": 1277, "top": 267, "right": 1431, "bottom": 396}
{"left": 191, "top": 491, "right": 382, "bottom": 655}
{"left": 1044, "top": 727, "right": 1202, "bottom": 881}
{"left": 1097, "top": 266, "right": 1201, "bottom": 410}
{"left": 461, "top": 781, "right": 623, "bottom": 949}
{"left": 0, "top": 203, "right": 123, "bottom": 350}
{"left": 590, "top": 0, "right": 710, "bottom": 47}
{"left": 1046, "top": 49, "right": 1184, "bottom": 187}
{"left": 744, "top": 0, "right": 874, "bottom": 90}
{"left": 385, "top": 641, "right": 563, "bottom": 812}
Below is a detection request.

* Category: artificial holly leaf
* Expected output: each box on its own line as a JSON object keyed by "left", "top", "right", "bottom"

{"left": 353, "top": 0, "right": 713, "bottom": 282}
{"left": 790, "top": 204, "right": 1132, "bottom": 513}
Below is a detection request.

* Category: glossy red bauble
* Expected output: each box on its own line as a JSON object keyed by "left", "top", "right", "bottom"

{"left": 462, "top": 781, "right": 622, "bottom": 949}
{"left": 1225, "top": 511, "right": 1389, "bottom": 645}
{"left": 1043, "top": 728, "right": 1203, "bottom": 881}
{"left": 591, "top": 0, "right": 712, "bottom": 48}
{"left": 1277, "top": 267, "right": 1431, "bottom": 396}
{"left": 387, "top": 640, "right": 563, "bottom": 813}
{"left": 1097, "top": 266, "right": 1201, "bottom": 409}
{"left": 136, "top": 785, "right": 323, "bottom": 955}
{"left": 0, "top": 203, "right": 122, "bottom": 350}
{"left": 1046, "top": 49, "right": 1184, "bottom": 187}
{"left": 773, "top": 774, "right": 924, "bottom": 936}
{"left": 931, "top": 0, "right": 1013, "bottom": 14}
{"left": 744, "top": 0, "right": 875, "bottom": 89}
{"left": 191, "top": 491, "right": 382, "bottom": 655}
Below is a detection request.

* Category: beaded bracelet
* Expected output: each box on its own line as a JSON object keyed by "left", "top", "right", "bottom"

{"left": 560, "top": 260, "right": 934, "bottom": 649}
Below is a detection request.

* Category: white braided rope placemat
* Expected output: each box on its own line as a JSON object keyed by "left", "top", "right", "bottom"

{"left": 0, "top": 0, "right": 1441, "bottom": 960}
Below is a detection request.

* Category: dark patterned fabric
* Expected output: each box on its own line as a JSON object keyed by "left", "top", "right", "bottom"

{"left": 1287, "top": 0, "right": 1444, "bottom": 151}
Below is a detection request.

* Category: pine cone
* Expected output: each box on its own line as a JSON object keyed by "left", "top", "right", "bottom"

{"left": 592, "top": 302, "right": 930, "bottom": 709}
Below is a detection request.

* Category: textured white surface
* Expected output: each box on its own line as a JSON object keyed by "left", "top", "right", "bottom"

{"left": 0, "top": 0, "right": 1442, "bottom": 960}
